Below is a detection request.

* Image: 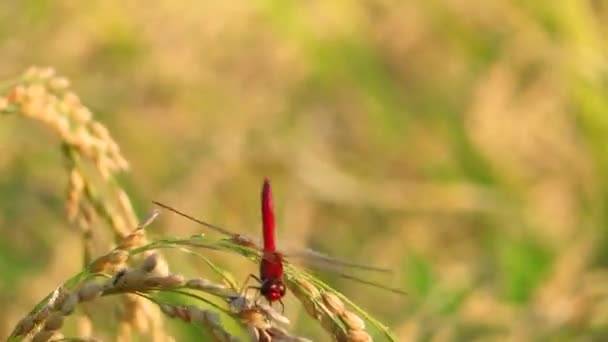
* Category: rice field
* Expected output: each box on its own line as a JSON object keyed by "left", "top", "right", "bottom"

{"left": 0, "top": 1, "right": 607, "bottom": 340}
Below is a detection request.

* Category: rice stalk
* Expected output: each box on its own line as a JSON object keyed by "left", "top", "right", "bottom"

{"left": 0, "top": 67, "right": 166, "bottom": 340}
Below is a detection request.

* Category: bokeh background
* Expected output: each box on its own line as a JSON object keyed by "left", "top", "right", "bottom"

{"left": 1, "top": 0, "right": 608, "bottom": 340}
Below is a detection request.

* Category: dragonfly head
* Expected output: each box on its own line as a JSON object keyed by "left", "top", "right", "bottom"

{"left": 261, "top": 277, "right": 286, "bottom": 302}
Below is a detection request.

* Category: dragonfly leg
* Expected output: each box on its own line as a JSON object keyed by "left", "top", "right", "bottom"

{"left": 278, "top": 299, "right": 285, "bottom": 315}
{"left": 243, "top": 285, "right": 262, "bottom": 305}
{"left": 239, "top": 274, "right": 262, "bottom": 298}
{"left": 239, "top": 274, "right": 262, "bottom": 292}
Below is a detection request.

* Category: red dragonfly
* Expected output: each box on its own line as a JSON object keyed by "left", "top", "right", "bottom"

{"left": 153, "top": 178, "right": 403, "bottom": 310}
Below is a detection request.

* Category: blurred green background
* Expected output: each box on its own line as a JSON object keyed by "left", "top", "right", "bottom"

{"left": 1, "top": 0, "right": 608, "bottom": 340}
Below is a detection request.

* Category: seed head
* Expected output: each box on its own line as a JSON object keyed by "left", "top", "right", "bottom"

{"left": 322, "top": 292, "right": 345, "bottom": 316}
{"left": 340, "top": 310, "right": 366, "bottom": 331}
{"left": 347, "top": 329, "right": 372, "bottom": 342}
{"left": 78, "top": 281, "right": 103, "bottom": 302}
{"left": 32, "top": 330, "right": 57, "bottom": 342}
{"left": 38, "top": 67, "right": 56, "bottom": 79}
{"left": 33, "top": 307, "right": 51, "bottom": 323}
{"left": 118, "top": 230, "right": 146, "bottom": 250}
{"left": 60, "top": 292, "right": 79, "bottom": 315}
{"left": 49, "top": 76, "right": 70, "bottom": 90}
{"left": 13, "top": 316, "right": 34, "bottom": 336}
{"left": 297, "top": 278, "right": 321, "bottom": 298}
{"left": 44, "top": 311, "right": 64, "bottom": 330}
{"left": 140, "top": 253, "right": 160, "bottom": 272}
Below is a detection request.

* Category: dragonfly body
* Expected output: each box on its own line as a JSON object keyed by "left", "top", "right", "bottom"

{"left": 259, "top": 179, "right": 286, "bottom": 302}
{"left": 152, "top": 178, "right": 405, "bottom": 308}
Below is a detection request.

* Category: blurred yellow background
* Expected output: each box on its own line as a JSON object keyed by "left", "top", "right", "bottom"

{"left": 1, "top": 0, "right": 608, "bottom": 340}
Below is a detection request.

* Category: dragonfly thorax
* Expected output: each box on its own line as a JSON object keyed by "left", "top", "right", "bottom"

{"left": 261, "top": 277, "right": 286, "bottom": 302}
{"left": 259, "top": 251, "right": 286, "bottom": 301}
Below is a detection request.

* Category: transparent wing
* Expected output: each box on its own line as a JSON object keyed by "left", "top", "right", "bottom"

{"left": 153, "top": 201, "right": 239, "bottom": 237}
{"left": 154, "top": 200, "right": 404, "bottom": 295}
{"left": 284, "top": 248, "right": 392, "bottom": 273}
{"left": 330, "top": 271, "right": 407, "bottom": 296}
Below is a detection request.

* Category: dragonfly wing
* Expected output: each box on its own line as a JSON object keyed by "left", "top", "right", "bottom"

{"left": 285, "top": 248, "right": 393, "bottom": 273}
{"left": 285, "top": 256, "right": 407, "bottom": 296}
{"left": 152, "top": 201, "right": 239, "bottom": 237}
{"left": 334, "top": 272, "right": 407, "bottom": 296}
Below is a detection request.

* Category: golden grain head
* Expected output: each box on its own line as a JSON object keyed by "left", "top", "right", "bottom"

{"left": 347, "top": 329, "right": 373, "bottom": 342}
{"left": 38, "top": 103, "right": 58, "bottom": 123}
{"left": 296, "top": 278, "right": 321, "bottom": 298}
{"left": 143, "top": 274, "right": 186, "bottom": 288}
{"left": 266, "top": 326, "right": 313, "bottom": 342}
{"left": 69, "top": 169, "right": 85, "bottom": 191}
{"left": 49, "top": 76, "right": 70, "bottom": 90}
{"left": 140, "top": 276, "right": 163, "bottom": 288}
{"left": 13, "top": 316, "right": 34, "bottom": 336}
{"left": 187, "top": 278, "right": 232, "bottom": 296}
{"left": 32, "top": 330, "right": 58, "bottom": 342}
{"left": 54, "top": 116, "right": 71, "bottom": 136}
{"left": 88, "top": 121, "right": 110, "bottom": 140}
{"left": 21, "top": 98, "right": 44, "bottom": 117}
{"left": 119, "top": 231, "right": 146, "bottom": 250}
{"left": 60, "top": 292, "right": 79, "bottom": 315}
{"left": 38, "top": 67, "right": 56, "bottom": 80}
{"left": 114, "top": 269, "right": 147, "bottom": 289}
{"left": 43, "top": 311, "right": 65, "bottom": 331}
{"left": 186, "top": 278, "right": 212, "bottom": 289}
{"left": 72, "top": 107, "right": 93, "bottom": 123}
{"left": 107, "top": 249, "right": 130, "bottom": 265}
{"left": 300, "top": 296, "right": 322, "bottom": 320}
{"left": 88, "top": 258, "right": 107, "bottom": 273}
{"left": 71, "top": 127, "right": 94, "bottom": 152}
{"left": 62, "top": 92, "right": 80, "bottom": 107}
{"left": 78, "top": 282, "right": 103, "bottom": 302}
{"left": 25, "top": 84, "right": 47, "bottom": 99}
{"left": 140, "top": 252, "right": 160, "bottom": 272}
{"left": 164, "top": 274, "right": 187, "bottom": 287}
{"left": 48, "top": 288, "right": 67, "bottom": 309}
{"left": 33, "top": 307, "right": 52, "bottom": 323}
{"left": 340, "top": 310, "right": 366, "bottom": 332}
{"left": 289, "top": 283, "right": 327, "bottom": 321}
{"left": 322, "top": 292, "right": 345, "bottom": 316}
{"left": 148, "top": 252, "right": 170, "bottom": 276}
